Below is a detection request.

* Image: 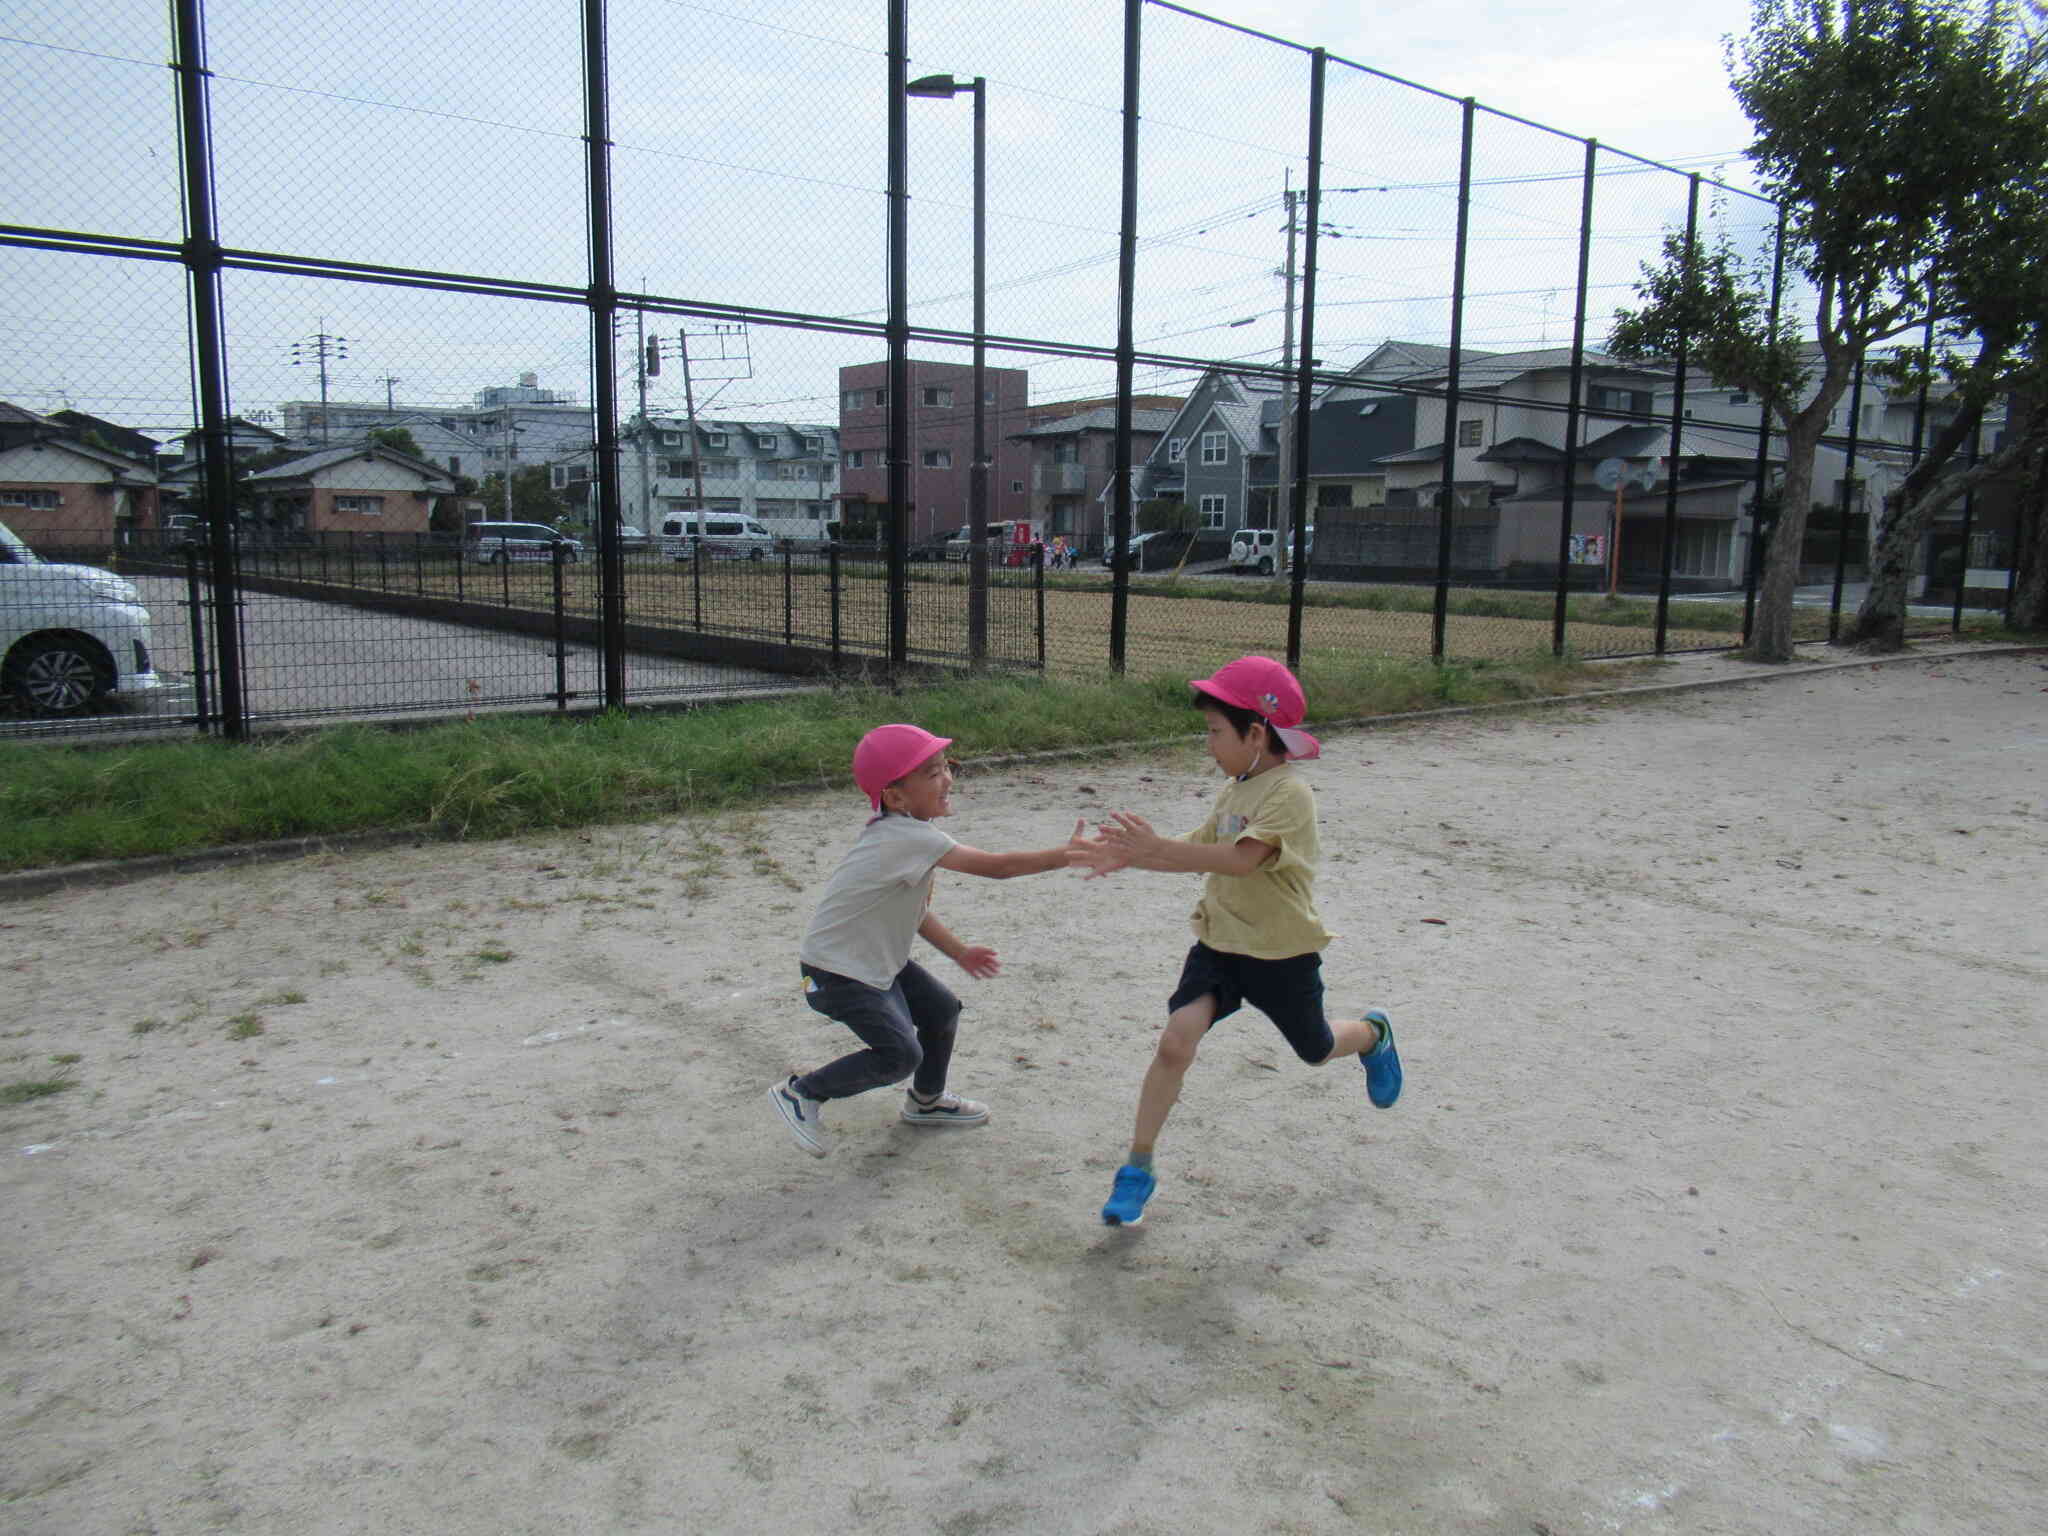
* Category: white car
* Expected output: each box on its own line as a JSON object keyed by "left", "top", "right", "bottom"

{"left": 659, "top": 511, "right": 776, "bottom": 561}
{"left": 1227, "top": 525, "right": 1313, "bottom": 575}
{"left": 0, "top": 519, "right": 163, "bottom": 717}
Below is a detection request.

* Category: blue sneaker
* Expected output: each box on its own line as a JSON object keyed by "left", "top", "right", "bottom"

{"left": 1101, "top": 1163, "right": 1157, "bottom": 1226}
{"left": 1360, "top": 1010, "right": 1402, "bottom": 1108}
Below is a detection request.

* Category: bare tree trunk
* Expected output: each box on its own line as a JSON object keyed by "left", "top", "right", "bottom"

{"left": 1842, "top": 401, "right": 1985, "bottom": 651}
{"left": 2008, "top": 391, "right": 2048, "bottom": 630}
{"left": 1749, "top": 410, "right": 1829, "bottom": 662}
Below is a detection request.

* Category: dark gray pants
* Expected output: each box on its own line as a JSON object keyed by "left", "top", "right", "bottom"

{"left": 794, "top": 961, "right": 961, "bottom": 1102}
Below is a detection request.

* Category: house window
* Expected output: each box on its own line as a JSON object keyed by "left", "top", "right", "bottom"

{"left": 661, "top": 431, "right": 682, "bottom": 446}
{"left": 1200, "top": 431, "right": 1227, "bottom": 464}
{"left": 1010, "top": 480, "right": 1023, "bottom": 493}
{"left": 703, "top": 431, "right": 727, "bottom": 448}
{"left": 1457, "top": 418, "right": 1483, "bottom": 447}
{"left": 873, "top": 389, "right": 888, "bottom": 407}
{"left": 1053, "top": 441, "right": 1080, "bottom": 464}
{"left": 0, "top": 489, "right": 58, "bottom": 511}
{"left": 759, "top": 436, "right": 782, "bottom": 453}
{"left": 1727, "top": 391, "right": 1750, "bottom": 406}
{"left": 1198, "top": 493, "right": 1227, "bottom": 529}
{"left": 333, "top": 495, "right": 385, "bottom": 516}
{"left": 921, "top": 449, "right": 953, "bottom": 468}
{"left": 923, "top": 386, "right": 953, "bottom": 407}
{"left": 1590, "top": 387, "right": 1652, "bottom": 416}
{"left": 1674, "top": 520, "right": 1732, "bottom": 577}
{"left": 802, "top": 435, "right": 823, "bottom": 452}
{"left": 661, "top": 458, "right": 694, "bottom": 478}
{"left": 1167, "top": 437, "right": 1186, "bottom": 463}
{"left": 844, "top": 450, "right": 865, "bottom": 468}
{"left": 842, "top": 391, "right": 866, "bottom": 411}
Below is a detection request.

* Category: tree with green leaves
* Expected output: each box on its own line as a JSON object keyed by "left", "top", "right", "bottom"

{"left": 367, "top": 425, "right": 423, "bottom": 459}
{"left": 1609, "top": 0, "right": 2048, "bottom": 660}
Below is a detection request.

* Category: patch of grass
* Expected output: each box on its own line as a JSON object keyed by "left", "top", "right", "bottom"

{"left": 258, "top": 989, "right": 307, "bottom": 1007}
{"left": 1, "top": 1059, "right": 77, "bottom": 1105}
{"left": 473, "top": 944, "right": 515, "bottom": 965}
{"left": 2, "top": 636, "right": 2009, "bottom": 875}
{"left": 225, "top": 1012, "right": 266, "bottom": 1040}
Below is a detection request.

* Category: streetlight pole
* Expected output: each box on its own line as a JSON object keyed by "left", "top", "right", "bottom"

{"left": 907, "top": 72, "right": 988, "bottom": 665}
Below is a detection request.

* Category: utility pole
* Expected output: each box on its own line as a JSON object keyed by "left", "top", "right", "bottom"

{"left": 1275, "top": 175, "right": 1299, "bottom": 576}
{"left": 289, "top": 320, "right": 348, "bottom": 445}
{"left": 502, "top": 401, "right": 515, "bottom": 521}
{"left": 380, "top": 375, "right": 400, "bottom": 412}
{"left": 677, "top": 328, "right": 707, "bottom": 516}
{"left": 635, "top": 304, "right": 655, "bottom": 535}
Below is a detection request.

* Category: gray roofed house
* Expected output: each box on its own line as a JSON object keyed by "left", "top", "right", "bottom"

{"left": 1009, "top": 405, "right": 1180, "bottom": 546}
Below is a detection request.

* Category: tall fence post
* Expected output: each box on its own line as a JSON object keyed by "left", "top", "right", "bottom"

{"left": 784, "top": 542, "right": 794, "bottom": 646}
{"left": 1109, "top": 0, "right": 1143, "bottom": 675}
{"left": 1552, "top": 138, "right": 1598, "bottom": 656}
{"left": 582, "top": 0, "right": 626, "bottom": 709}
{"left": 1431, "top": 99, "right": 1477, "bottom": 665}
{"left": 1952, "top": 416, "right": 1982, "bottom": 633}
{"left": 1653, "top": 173, "right": 1701, "bottom": 655}
{"left": 1285, "top": 48, "right": 1326, "bottom": 672}
{"left": 884, "top": 0, "right": 911, "bottom": 673}
{"left": 829, "top": 543, "right": 843, "bottom": 665}
{"left": 170, "top": 0, "right": 245, "bottom": 740}
{"left": 1743, "top": 208, "right": 1789, "bottom": 646}
{"left": 1034, "top": 540, "right": 1047, "bottom": 671}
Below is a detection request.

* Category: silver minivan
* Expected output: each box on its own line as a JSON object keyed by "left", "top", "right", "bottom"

{"left": 464, "top": 521, "right": 582, "bottom": 564}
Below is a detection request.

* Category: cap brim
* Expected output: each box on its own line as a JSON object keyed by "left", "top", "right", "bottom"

{"left": 1274, "top": 725, "right": 1320, "bottom": 760}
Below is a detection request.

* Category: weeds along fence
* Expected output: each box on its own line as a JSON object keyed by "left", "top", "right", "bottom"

{"left": 1, "top": 0, "right": 1961, "bottom": 742}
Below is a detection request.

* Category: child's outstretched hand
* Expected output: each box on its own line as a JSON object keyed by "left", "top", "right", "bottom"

{"left": 954, "top": 945, "right": 1000, "bottom": 979}
{"left": 1066, "top": 828, "right": 1127, "bottom": 879}
{"left": 1097, "top": 810, "right": 1166, "bottom": 862}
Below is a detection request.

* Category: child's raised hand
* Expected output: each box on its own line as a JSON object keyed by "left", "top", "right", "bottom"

{"left": 1065, "top": 830, "right": 1126, "bottom": 879}
{"left": 954, "top": 944, "right": 1000, "bottom": 979}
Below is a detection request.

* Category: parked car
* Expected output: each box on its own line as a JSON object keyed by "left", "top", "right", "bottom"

{"left": 1100, "top": 529, "right": 1191, "bottom": 572}
{"left": 0, "top": 518, "right": 163, "bottom": 717}
{"left": 658, "top": 511, "right": 776, "bottom": 561}
{"left": 1226, "top": 525, "right": 1313, "bottom": 575}
{"left": 945, "top": 521, "right": 1035, "bottom": 565}
{"left": 617, "top": 523, "right": 652, "bottom": 552}
{"left": 464, "top": 521, "right": 582, "bottom": 564}
{"left": 911, "top": 525, "right": 967, "bottom": 562}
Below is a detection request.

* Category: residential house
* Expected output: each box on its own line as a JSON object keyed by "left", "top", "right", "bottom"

{"left": 281, "top": 375, "right": 595, "bottom": 482}
{"left": 836, "top": 360, "right": 1030, "bottom": 544}
{"left": 611, "top": 417, "right": 840, "bottom": 538}
{"left": 1136, "top": 370, "right": 1291, "bottom": 536}
{"left": 1008, "top": 404, "right": 1179, "bottom": 547}
{"left": 0, "top": 403, "right": 160, "bottom": 543}
{"left": 242, "top": 444, "right": 458, "bottom": 537}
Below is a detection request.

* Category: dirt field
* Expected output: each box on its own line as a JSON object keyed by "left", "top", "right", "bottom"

{"left": 3, "top": 647, "right": 2043, "bottom": 1535}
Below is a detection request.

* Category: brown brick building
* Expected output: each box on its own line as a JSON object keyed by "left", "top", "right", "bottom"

{"left": 836, "top": 360, "right": 1030, "bottom": 544}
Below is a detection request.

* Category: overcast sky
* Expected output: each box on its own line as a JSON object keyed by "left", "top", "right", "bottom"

{"left": 1, "top": 0, "right": 1770, "bottom": 441}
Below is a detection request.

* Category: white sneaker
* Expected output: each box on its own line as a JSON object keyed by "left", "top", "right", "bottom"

{"left": 769, "top": 1076, "right": 829, "bottom": 1157}
{"left": 900, "top": 1089, "right": 990, "bottom": 1128}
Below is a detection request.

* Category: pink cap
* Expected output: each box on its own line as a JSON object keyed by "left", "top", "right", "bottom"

{"left": 852, "top": 723, "right": 954, "bottom": 810}
{"left": 1189, "top": 655, "right": 1321, "bottom": 760}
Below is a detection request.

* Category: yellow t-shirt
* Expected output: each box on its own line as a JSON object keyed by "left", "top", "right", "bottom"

{"left": 1187, "top": 764, "right": 1332, "bottom": 959}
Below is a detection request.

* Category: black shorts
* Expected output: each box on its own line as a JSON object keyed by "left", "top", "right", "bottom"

{"left": 1168, "top": 941, "right": 1333, "bottom": 1064}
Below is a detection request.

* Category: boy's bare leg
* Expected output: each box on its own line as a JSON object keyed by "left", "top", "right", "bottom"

{"left": 1128, "top": 997, "right": 1216, "bottom": 1164}
{"left": 1321, "top": 1014, "right": 1383, "bottom": 1061}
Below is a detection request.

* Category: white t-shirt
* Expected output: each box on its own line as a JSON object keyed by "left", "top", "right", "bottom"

{"left": 799, "top": 813, "right": 957, "bottom": 990}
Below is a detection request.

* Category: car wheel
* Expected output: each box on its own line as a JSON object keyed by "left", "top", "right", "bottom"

{"left": 1257, "top": 556, "right": 1275, "bottom": 575}
{"left": 748, "top": 547, "right": 765, "bottom": 562}
{"left": 5, "top": 633, "right": 115, "bottom": 718}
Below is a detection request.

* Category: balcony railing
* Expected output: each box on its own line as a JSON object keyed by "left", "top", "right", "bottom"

{"left": 1034, "top": 463, "right": 1087, "bottom": 493}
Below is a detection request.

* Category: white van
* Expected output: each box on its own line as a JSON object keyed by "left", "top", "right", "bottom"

{"left": 658, "top": 510, "right": 776, "bottom": 562}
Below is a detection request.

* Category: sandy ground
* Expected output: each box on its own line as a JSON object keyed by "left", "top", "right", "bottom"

{"left": 3, "top": 649, "right": 2044, "bottom": 1536}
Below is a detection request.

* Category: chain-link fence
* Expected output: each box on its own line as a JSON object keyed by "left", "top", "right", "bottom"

{"left": 5, "top": 1, "right": 1956, "bottom": 742}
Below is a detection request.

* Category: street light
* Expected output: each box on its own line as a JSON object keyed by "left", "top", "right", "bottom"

{"left": 906, "top": 71, "right": 989, "bottom": 665}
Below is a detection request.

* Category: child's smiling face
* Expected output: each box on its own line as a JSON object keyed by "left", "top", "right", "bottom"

{"left": 882, "top": 749, "right": 956, "bottom": 819}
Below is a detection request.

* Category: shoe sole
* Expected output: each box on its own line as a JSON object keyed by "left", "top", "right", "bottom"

{"left": 768, "top": 1085, "right": 829, "bottom": 1157}
{"left": 899, "top": 1110, "right": 990, "bottom": 1128}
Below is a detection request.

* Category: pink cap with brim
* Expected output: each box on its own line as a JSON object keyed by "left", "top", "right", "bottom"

{"left": 852, "top": 723, "right": 954, "bottom": 809}
{"left": 1189, "top": 655, "right": 1322, "bottom": 761}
